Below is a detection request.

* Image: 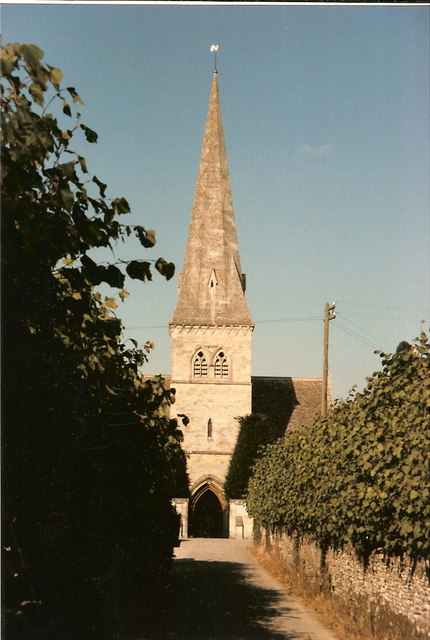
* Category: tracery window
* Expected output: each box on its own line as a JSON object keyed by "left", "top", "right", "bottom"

{"left": 193, "top": 350, "right": 208, "bottom": 377}
{"left": 214, "top": 351, "right": 228, "bottom": 378}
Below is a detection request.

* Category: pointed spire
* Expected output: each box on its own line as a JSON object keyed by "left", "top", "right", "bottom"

{"left": 171, "top": 73, "right": 253, "bottom": 327}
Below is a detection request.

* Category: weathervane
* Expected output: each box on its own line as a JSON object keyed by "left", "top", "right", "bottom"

{"left": 210, "top": 44, "right": 219, "bottom": 72}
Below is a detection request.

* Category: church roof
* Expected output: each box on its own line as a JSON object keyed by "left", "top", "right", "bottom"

{"left": 252, "top": 376, "right": 327, "bottom": 433}
{"left": 141, "top": 374, "right": 326, "bottom": 432}
{"left": 170, "top": 71, "right": 253, "bottom": 327}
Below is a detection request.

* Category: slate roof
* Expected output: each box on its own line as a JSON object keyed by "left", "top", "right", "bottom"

{"left": 140, "top": 374, "right": 326, "bottom": 432}
{"left": 251, "top": 376, "right": 328, "bottom": 433}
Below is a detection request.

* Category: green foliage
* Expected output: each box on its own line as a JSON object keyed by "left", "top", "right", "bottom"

{"left": 1, "top": 41, "right": 174, "bottom": 280}
{"left": 224, "top": 414, "right": 285, "bottom": 499}
{"left": 247, "top": 335, "right": 430, "bottom": 564}
{"left": 1, "top": 42, "right": 186, "bottom": 638}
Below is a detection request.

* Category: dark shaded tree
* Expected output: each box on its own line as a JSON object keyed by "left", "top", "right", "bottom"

{"left": 1, "top": 42, "right": 187, "bottom": 638}
{"left": 224, "top": 414, "right": 284, "bottom": 499}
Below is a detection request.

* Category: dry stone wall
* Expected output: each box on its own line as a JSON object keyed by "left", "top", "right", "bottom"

{"left": 258, "top": 529, "right": 429, "bottom": 639}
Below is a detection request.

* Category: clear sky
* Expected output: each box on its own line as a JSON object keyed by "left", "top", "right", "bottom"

{"left": 3, "top": 4, "right": 429, "bottom": 399}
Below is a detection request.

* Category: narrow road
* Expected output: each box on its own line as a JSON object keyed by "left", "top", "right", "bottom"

{"left": 122, "top": 538, "right": 339, "bottom": 640}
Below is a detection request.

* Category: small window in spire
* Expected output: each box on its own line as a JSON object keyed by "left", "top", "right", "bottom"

{"left": 208, "top": 270, "right": 218, "bottom": 291}
{"left": 214, "top": 351, "right": 228, "bottom": 378}
{"left": 193, "top": 350, "right": 208, "bottom": 377}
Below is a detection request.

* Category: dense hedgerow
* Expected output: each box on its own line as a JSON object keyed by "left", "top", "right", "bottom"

{"left": 247, "top": 335, "right": 429, "bottom": 563}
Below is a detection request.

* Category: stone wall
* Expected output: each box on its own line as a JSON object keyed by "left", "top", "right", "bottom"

{"left": 228, "top": 500, "right": 253, "bottom": 539}
{"left": 172, "top": 498, "right": 189, "bottom": 539}
{"left": 257, "top": 529, "right": 429, "bottom": 638}
{"left": 172, "top": 498, "right": 254, "bottom": 539}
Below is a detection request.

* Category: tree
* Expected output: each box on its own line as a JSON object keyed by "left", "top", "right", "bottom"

{"left": 1, "top": 42, "right": 186, "bottom": 638}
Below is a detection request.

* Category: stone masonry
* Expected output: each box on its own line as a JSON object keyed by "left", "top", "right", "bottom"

{"left": 169, "top": 71, "right": 254, "bottom": 538}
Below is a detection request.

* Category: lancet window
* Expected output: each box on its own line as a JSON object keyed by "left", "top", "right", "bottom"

{"left": 214, "top": 351, "right": 228, "bottom": 378}
{"left": 193, "top": 350, "right": 208, "bottom": 377}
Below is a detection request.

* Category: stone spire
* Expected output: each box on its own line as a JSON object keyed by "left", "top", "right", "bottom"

{"left": 171, "top": 72, "right": 253, "bottom": 327}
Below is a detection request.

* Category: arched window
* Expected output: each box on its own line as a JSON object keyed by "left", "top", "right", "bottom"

{"left": 214, "top": 351, "right": 228, "bottom": 378}
{"left": 207, "top": 418, "right": 213, "bottom": 438}
{"left": 193, "top": 350, "right": 208, "bottom": 377}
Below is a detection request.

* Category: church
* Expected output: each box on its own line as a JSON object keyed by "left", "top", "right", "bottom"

{"left": 166, "top": 70, "right": 325, "bottom": 539}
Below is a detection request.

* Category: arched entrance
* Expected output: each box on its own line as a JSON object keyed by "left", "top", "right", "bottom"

{"left": 192, "top": 489, "right": 223, "bottom": 537}
{"left": 189, "top": 477, "right": 228, "bottom": 538}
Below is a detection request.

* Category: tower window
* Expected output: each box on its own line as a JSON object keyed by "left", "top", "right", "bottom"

{"left": 207, "top": 418, "right": 213, "bottom": 439}
{"left": 193, "top": 350, "right": 208, "bottom": 377}
{"left": 214, "top": 351, "right": 228, "bottom": 378}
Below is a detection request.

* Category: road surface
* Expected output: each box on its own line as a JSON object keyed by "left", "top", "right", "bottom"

{"left": 122, "top": 538, "right": 339, "bottom": 640}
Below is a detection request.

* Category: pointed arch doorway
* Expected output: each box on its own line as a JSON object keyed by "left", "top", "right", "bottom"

{"left": 189, "top": 477, "right": 228, "bottom": 538}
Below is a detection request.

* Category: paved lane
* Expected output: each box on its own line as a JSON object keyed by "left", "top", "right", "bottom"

{"left": 125, "top": 538, "right": 339, "bottom": 640}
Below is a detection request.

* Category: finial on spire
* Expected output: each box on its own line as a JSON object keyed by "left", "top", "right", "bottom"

{"left": 210, "top": 44, "right": 219, "bottom": 72}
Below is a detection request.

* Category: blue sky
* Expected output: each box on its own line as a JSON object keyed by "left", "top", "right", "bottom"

{"left": 3, "top": 4, "right": 429, "bottom": 399}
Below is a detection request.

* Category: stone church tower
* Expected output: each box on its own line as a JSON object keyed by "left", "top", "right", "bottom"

{"left": 170, "top": 71, "right": 254, "bottom": 538}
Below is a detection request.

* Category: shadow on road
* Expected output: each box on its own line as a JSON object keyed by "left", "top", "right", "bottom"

{"left": 119, "top": 557, "right": 299, "bottom": 640}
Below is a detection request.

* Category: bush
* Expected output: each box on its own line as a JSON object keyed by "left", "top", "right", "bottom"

{"left": 247, "top": 335, "right": 430, "bottom": 565}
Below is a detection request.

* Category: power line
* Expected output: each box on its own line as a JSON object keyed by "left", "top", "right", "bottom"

{"left": 338, "top": 312, "right": 426, "bottom": 322}
{"left": 334, "top": 323, "right": 377, "bottom": 349}
{"left": 256, "top": 317, "right": 320, "bottom": 324}
{"left": 122, "top": 316, "right": 428, "bottom": 335}
{"left": 338, "top": 301, "right": 428, "bottom": 312}
{"left": 336, "top": 312, "right": 390, "bottom": 350}
{"left": 333, "top": 321, "right": 380, "bottom": 351}
{"left": 126, "top": 325, "right": 166, "bottom": 330}
{"left": 125, "top": 317, "right": 321, "bottom": 330}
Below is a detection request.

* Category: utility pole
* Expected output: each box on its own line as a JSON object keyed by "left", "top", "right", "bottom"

{"left": 322, "top": 302, "right": 336, "bottom": 417}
